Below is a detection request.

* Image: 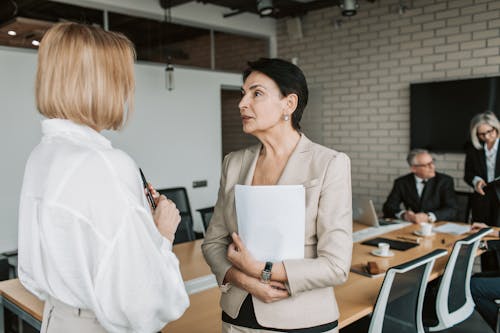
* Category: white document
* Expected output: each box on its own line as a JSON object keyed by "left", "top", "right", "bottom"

{"left": 433, "top": 223, "right": 471, "bottom": 235}
{"left": 235, "top": 184, "right": 305, "bottom": 262}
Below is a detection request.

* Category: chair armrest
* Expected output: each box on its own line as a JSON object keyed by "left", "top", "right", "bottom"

{"left": 1, "top": 249, "right": 18, "bottom": 257}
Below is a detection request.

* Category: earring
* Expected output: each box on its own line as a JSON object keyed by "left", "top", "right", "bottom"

{"left": 283, "top": 114, "right": 290, "bottom": 121}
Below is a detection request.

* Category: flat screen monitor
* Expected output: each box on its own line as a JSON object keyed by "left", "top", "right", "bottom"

{"left": 410, "top": 77, "right": 500, "bottom": 153}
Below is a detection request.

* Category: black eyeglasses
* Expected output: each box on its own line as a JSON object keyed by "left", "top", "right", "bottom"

{"left": 412, "top": 159, "right": 435, "bottom": 168}
{"left": 477, "top": 128, "right": 496, "bottom": 138}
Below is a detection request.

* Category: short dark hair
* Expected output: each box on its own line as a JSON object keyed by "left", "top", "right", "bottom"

{"left": 243, "top": 58, "right": 308, "bottom": 130}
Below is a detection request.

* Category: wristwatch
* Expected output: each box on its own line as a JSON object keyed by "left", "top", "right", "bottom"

{"left": 261, "top": 261, "right": 273, "bottom": 283}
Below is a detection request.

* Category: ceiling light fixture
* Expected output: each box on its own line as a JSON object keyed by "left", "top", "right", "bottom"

{"left": 32, "top": 40, "right": 40, "bottom": 46}
{"left": 339, "top": 0, "right": 359, "bottom": 17}
{"left": 7, "top": 30, "right": 16, "bottom": 36}
{"left": 165, "top": 62, "right": 174, "bottom": 91}
{"left": 159, "top": 0, "right": 175, "bottom": 91}
{"left": 398, "top": 0, "right": 408, "bottom": 15}
{"left": 257, "top": 0, "right": 274, "bottom": 16}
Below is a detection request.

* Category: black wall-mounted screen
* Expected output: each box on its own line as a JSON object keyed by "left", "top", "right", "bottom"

{"left": 410, "top": 77, "right": 500, "bottom": 153}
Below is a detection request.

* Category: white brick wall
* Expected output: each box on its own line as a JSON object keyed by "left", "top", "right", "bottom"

{"left": 277, "top": 0, "right": 500, "bottom": 212}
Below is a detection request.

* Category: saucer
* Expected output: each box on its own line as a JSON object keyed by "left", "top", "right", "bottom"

{"left": 371, "top": 249, "right": 394, "bottom": 257}
{"left": 413, "top": 230, "right": 436, "bottom": 237}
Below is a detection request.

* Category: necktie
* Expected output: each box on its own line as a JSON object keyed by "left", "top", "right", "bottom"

{"left": 420, "top": 180, "right": 427, "bottom": 198}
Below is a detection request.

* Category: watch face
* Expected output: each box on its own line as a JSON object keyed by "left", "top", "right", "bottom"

{"left": 261, "top": 270, "right": 272, "bottom": 282}
{"left": 261, "top": 261, "right": 273, "bottom": 283}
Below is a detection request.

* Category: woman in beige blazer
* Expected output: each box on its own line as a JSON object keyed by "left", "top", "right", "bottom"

{"left": 202, "top": 58, "right": 352, "bottom": 333}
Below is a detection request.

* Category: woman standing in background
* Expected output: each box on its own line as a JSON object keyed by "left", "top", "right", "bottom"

{"left": 464, "top": 111, "right": 500, "bottom": 227}
{"left": 18, "top": 22, "right": 189, "bottom": 332}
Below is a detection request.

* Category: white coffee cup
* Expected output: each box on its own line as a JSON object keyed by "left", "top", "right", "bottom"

{"left": 420, "top": 222, "right": 433, "bottom": 236}
{"left": 378, "top": 242, "right": 390, "bottom": 256}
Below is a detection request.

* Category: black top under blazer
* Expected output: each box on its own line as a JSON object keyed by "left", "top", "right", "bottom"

{"left": 383, "top": 172, "right": 458, "bottom": 221}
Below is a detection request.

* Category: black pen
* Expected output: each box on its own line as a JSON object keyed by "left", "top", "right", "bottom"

{"left": 139, "top": 168, "right": 156, "bottom": 210}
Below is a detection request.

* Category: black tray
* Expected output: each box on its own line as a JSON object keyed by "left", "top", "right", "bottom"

{"left": 361, "top": 237, "right": 419, "bottom": 251}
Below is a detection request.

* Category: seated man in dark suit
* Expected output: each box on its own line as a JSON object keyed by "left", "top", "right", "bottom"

{"left": 383, "top": 149, "right": 458, "bottom": 223}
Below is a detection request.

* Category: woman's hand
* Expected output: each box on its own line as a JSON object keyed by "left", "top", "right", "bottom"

{"left": 471, "top": 222, "right": 500, "bottom": 237}
{"left": 227, "top": 233, "right": 261, "bottom": 278}
{"left": 247, "top": 278, "right": 289, "bottom": 303}
{"left": 225, "top": 267, "right": 289, "bottom": 304}
{"left": 153, "top": 195, "right": 181, "bottom": 242}
{"left": 475, "top": 179, "right": 487, "bottom": 195}
{"left": 144, "top": 183, "right": 161, "bottom": 211}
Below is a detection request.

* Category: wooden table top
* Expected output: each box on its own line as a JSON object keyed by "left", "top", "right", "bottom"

{"left": 1, "top": 222, "right": 497, "bottom": 331}
{"left": 337, "top": 221, "right": 478, "bottom": 327}
{"left": 0, "top": 278, "right": 44, "bottom": 321}
{"left": 172, "top": 239, "right": 211, "bottom": 281}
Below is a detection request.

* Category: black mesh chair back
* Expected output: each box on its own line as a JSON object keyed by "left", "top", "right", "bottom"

{"left": 454, "top": 191, "right": 472, "bottom": 223}
{"left": 197, "top": 206, "right": 214, "bottom": 232}
{"left": 427, "top": 228, "right": 493, "bottom": 331}
{"left": 158, "top": 187, "right": 195, "bottom": 244}
{"left": 368, "top": 249, "right": 448, "bottom": 333}
{"left": 1, "top": 249, "right": 17, "bottom": 278}
{"left": 0, "top": 255, "right": 9, "bottom": 281}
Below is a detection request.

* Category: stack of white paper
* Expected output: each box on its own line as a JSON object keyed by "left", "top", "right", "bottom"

{"left": 235, "top": 184, "right": 305, "bottom": 262}
{"left": 433, "top": 223, "right": 471, "bottom": 235}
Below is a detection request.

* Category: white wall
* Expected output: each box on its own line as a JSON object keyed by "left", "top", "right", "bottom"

{"left": 0, "top": 46, "right": 242, "bottom": 252}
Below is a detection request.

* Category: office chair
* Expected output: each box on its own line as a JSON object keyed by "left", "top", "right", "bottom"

{"left": 196, "top": 206, "right": 214, "bottom": 232}
{"left": 0, "top": 255, "right": 9, "bottom": 281}
{"left": 424, "top": 228, "right": 494, "bottom": 332}
{"left": 454, "top": 191, "right": 472, "bottom": 223}
{"left": 342, "top": 249, "right": 447, "bottom": 333}
{"left": 366, "top": 249, "right": 448, "bottom": 333}
{"left": 158, "top": 187, "right": 196, "bottom": 244}
{"left": 0, "top": 249, "right": 17, "bottom": 279}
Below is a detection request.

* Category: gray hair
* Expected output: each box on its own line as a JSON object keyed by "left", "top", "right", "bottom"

{"left": 470, "top": 111, "right": 500, "bottom": 150}
{"left": 407, "top": 148, "right": 430, "bottom": 166}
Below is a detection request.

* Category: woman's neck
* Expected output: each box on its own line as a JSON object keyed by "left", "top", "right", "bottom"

{"left": 256, "top": 128, "right": 301, "bottom": 159}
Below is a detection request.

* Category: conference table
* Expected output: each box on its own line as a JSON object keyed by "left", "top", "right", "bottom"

{"left": 0, "top": 222, "right": 496, "bottom": 333}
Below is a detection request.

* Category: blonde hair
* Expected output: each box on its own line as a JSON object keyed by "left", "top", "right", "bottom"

{"left": 36, "top": 22, "right": 136, "bottom": 131}
{"left": 469, "top": 111, "right": 500, "bottom": 149}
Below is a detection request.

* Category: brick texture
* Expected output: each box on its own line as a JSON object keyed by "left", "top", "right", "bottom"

{"left": 277, "top": 0, "right": 500, "bottom": 213}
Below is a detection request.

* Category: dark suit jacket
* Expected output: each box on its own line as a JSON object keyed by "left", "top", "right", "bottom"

{"left": 464, "top": 143, "right": 500, "bottom": 187}
{"left": 464, "top": 144, "right": 500, "bottom": 225}
{"left": 383, "top": 172, "right": 458, "bottom": 221}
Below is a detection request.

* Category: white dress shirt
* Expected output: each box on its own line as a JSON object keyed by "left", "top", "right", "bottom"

{"left": 396, "top": 175, "right": 436, "bottom": 222}
{"left": 485, "top": 138, "right": 499, "bottom": 182}
{"left": 18, "top": 119, "right": 189, "bottom": 333}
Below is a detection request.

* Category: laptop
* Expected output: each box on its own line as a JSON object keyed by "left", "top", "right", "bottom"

{"left": 353, "top": 197, "right": 403, "bottom": 227}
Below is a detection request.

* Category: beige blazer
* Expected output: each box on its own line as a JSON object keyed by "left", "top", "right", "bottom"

{"left": 202, "top": 134, "right": 352, "bottom": 330}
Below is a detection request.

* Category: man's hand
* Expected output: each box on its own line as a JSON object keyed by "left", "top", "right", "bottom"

{"left": 403, "top": 210, "right": 417, "bottom": 223}
{"left": 414, "top": 212, "right": 430, "bottom": 223}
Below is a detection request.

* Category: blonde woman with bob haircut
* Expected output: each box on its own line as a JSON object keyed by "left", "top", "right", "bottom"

{"left": 18, "top": 22, "right": 189, "bottom": 333}
{"left": 464, "top": 111, "right": 500, "bottom": 227}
